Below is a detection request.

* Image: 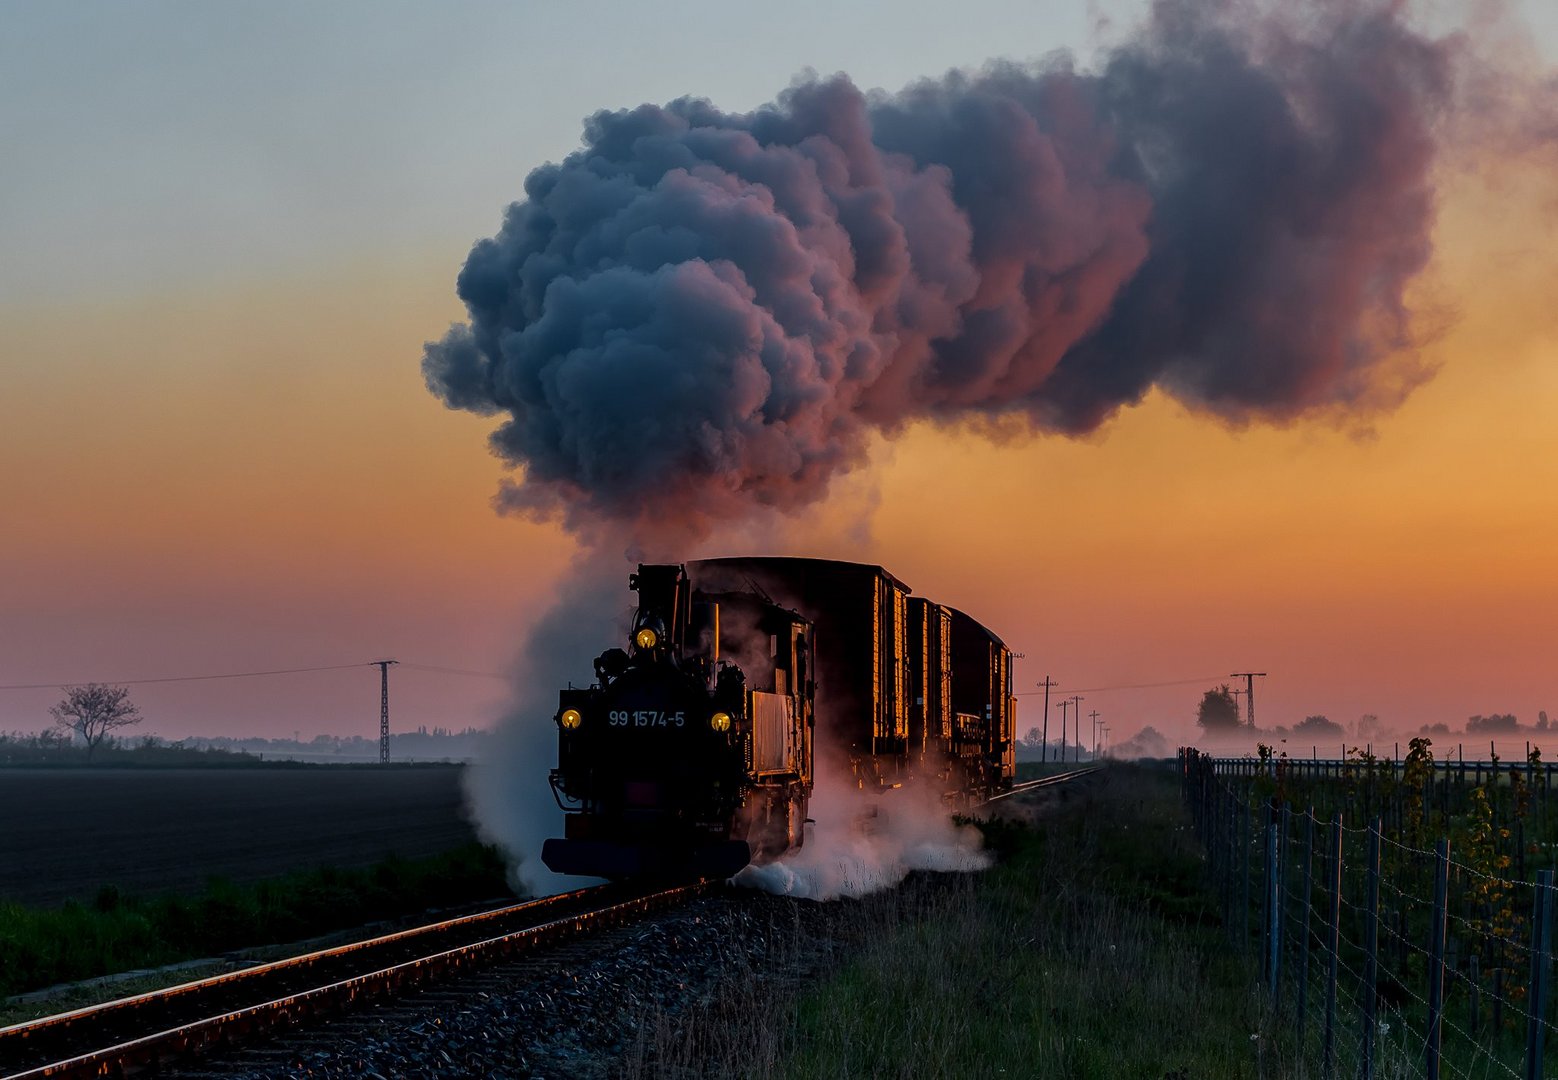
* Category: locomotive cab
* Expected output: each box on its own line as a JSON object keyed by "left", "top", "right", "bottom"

{"left": 542, "top": 564, "right": 814, "bottom": 879}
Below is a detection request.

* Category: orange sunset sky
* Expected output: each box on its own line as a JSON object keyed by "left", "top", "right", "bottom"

{"left": 2, "top": 2, "right": 1555, "bottom": 750}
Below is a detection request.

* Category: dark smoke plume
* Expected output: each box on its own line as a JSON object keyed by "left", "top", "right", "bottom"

{"left": 425, "top": 0, "right": 1457, "bottom": 542}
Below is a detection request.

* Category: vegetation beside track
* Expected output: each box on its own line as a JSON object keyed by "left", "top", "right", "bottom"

{"left": 1014, "top": 759, "right": 1098, "bottom": 781}
{"left": 0, "top": 842, "right": 510, "bottom": 1001}
{"left": 629, "top": 765, "right": 1279, "bottom": 1078}
{"left": 781, "top": 765, "right": 1265, "bottom": 1078}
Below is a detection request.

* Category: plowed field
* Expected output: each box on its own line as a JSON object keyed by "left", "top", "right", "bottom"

{"left": 0, "top": 767, "right": 476, "bottom": 906}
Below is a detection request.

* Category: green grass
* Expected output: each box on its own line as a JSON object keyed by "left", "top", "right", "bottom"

{"left": 627, "top": 764, "right": 1297, "bottom": 1078}
{"left": 0, "top": 843, "right": 511, "bottom": 1000}
{"left": 779, "top": 765, "right": 1267, "bottom": 1078}
{"left": 1014, "top": 759, "right": 1095, "bottom": 781}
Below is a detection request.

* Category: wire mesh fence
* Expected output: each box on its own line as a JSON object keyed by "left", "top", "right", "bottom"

{"left": 1182, "top": 746, "right": 1557, "bottom": 1079}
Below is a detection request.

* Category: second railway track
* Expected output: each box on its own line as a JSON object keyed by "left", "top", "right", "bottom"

{"left": 0, "top": 880, "right": 710, "bottom": 1080}
{"left": 979, "top": 765, "right": 1102, "bottom": 806}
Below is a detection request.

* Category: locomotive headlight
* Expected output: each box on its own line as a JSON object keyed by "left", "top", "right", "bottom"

{"left": 709, "top": 711, "right": 731, "bottom": 733}
{"left": 634, "top": 627, "right": 659, "bottom": 650}
{"left": 559, "top": 708, "right": 583, "bottom": 730}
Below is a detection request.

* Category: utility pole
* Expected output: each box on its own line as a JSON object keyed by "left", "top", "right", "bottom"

{"left": 1037, "top": 676, "right": 1058, "bottom": 763}
{"left": 372, "top": 660, "right": 398, "bottom": 762}
{"left": 1230, "top": 672, "right": 1267, "bottom": 728}
{"left": 1089, "top": 709, "right": 1101, "bottom": 760}
{"left": 1071, "top": 696, "right": 1084, "bottom": 762}
{"left": 1057, "top": 699, "right": 1071, "bottom": 764}
{"left": 1101, "top": 725, "right": 1110, "bottom": 758}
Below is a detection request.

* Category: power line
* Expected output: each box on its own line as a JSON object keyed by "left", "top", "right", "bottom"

{"left": 1015, "top": 674, "right": 1229, "bottom": 696}
{"left": 0, "top": 659, "right": 517, "bottom": 693}
{"left": 0, "top": 662, "right": 371, "bottom": 692}
{"left": 398, "top": 662, "right": 508, "bottom": 681}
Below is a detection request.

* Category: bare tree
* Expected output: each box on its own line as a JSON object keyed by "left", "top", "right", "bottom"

{"left": 50, "top": 684, "right": 143, "bottom": 758}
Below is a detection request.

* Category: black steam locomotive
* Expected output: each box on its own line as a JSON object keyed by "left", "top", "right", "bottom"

{"left": 541, "top": 557, "right": 1015, "bottom": 879}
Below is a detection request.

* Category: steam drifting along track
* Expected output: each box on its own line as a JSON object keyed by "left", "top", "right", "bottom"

{"left": 0, "top": 881, "right": 710, "bottom": 1080}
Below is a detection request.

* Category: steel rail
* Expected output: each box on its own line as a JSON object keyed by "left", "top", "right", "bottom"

{"left": 979, "top": 766, "right": 1101, "bottom": 805}
{"left": 0, "top": 880, "right": 710, "bottom": 1080}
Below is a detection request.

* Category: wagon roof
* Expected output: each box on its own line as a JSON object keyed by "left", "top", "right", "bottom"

{"left": 688, "top": 556, "right": 914, "bottom": 595}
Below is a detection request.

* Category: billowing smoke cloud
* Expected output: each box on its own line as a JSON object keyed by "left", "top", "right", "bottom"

{"left": 425, "top": 0, "right": 1464, "bottom": 546}
{"left": 431, "top": 0, "right": 1555, "bottom": 896}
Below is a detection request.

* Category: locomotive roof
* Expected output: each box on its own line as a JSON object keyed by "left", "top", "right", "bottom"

{"left": 688, "top": 556, "right": 914, "bottom": 594}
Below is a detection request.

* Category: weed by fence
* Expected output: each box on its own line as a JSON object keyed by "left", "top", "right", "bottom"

{"left": 1183, "top": 746, "right": 1558, "bottom": 1078}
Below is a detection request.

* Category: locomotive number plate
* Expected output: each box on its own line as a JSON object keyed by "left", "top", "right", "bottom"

{"left": 608, "top": 710, "right": 686, "bottom": 728}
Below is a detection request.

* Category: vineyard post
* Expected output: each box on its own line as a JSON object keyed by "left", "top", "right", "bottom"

{"left": 1324, "top": 812, "right": 1342, "bottom": 1080}
{"left": 1533, "top": 757, "right": 1545, "bottom": 841}
{"left": 1524, "top": 870, "right": 1553, "bottom": 1080}
{"left": 1426, "top": 837, "right": 1449, "bottom": 1080}
{"left": 1362, "top": 816, "right": 1382, "bottom": 1080}
{"left": 1518, "top": 818, "right": 1526, "bottom": 881}
{"left": 1441, "top": 757, "right": 1450, "bottom": 829}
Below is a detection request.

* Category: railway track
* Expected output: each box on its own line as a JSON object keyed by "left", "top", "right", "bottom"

{"left": 1, "top": 769, "right": 1100, "bottom": 1079}
{"left": 979, "top": 765, "right": 1102, "bottom": 805}
{"left": 0, "top": 880, "right": 710, "bottom": 1080}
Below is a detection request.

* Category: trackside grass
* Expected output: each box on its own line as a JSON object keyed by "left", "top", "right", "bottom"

{"left": 631, "top": 765, "right": 1287, "bottom": 1078}
{"left": 0, "top": 842, "right": 510, "bottom": 1001}
{"left": 781, "top": 766, "right": 1268, "bottom": 1078}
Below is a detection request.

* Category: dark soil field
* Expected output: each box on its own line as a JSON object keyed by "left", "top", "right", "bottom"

{"left": 0, "top": 767, "right": 478, "bottom": 906}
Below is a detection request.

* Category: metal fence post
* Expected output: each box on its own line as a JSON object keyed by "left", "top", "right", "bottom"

{"left": 1525, "top": 869, "right": 1553, "bottom": 1080}
{"left": 1267, "top": 817, "right": 1280, "bottom": 997}
{"left": 1324, "top": 812, "right": 1342, "bottom": 1080}
{"left": 1298, "top": 808, "right": 1314, "bottom": 1045}
{"left": 1225, "top": 788, "right": 1236, "bottom": 941}
{"left": 1427, "top": 837, "right": 1449, "bottom": 1080}
{"left": 1276, "top": 802, "right": 1291, "bottom": 1013}
{"left": 1242, "top": 793, "right": 1251, "bottom": 951}
{"left": 1362, "top": 816, "right": 1382, "bottom": 1080}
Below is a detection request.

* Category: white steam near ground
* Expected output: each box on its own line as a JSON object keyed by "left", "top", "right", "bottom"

{"left": 733, "top": 753, "right": 991, "bottom": 901}
{"left": 460, "top": 549, "right": 628, "bottom": 896}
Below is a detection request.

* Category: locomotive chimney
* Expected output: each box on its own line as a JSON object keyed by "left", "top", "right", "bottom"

{"left": 629, "top": 564, "right": 693, "bottom": 652}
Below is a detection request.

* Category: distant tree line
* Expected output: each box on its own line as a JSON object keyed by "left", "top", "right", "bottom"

{"left": 1192, "top": 680, "right": 1552, "bottom": 744}
{"left": 0, "top": 683, "right": 490, "bottom": 766}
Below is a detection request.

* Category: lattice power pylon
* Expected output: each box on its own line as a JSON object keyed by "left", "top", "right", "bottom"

{"left": 372, "top": 660, "right": 398, "bottom": 762}
{"left": 1230, "top": 671, "right": 1266, "bottom": 728}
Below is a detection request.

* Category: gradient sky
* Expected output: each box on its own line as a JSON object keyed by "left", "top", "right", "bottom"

{"left": 2, "top": 1, "right": 1555, "bottom": 748}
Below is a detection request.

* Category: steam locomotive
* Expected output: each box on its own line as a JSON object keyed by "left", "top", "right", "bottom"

{"left": 541, "top": 557, "right": 1016, "bottom": 879}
